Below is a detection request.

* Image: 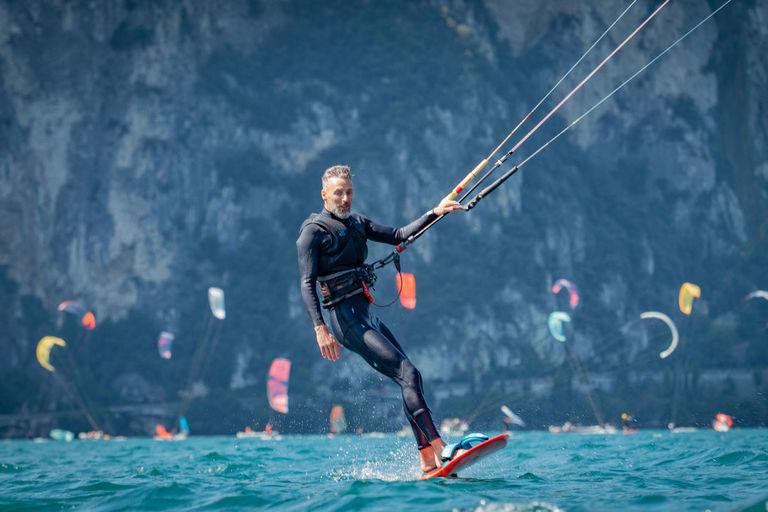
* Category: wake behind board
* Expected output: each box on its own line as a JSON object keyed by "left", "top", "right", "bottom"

{"left": 419, "top": 433, "right": 509, "bottom": 480}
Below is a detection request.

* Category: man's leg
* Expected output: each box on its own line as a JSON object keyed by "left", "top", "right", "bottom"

{"left": 375, "top": 323, "right": 447, "bottom": 471}
{"left": 330, "top": 301, "right": 444, "bottom": 471}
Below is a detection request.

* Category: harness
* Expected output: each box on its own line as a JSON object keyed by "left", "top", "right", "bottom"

{"left": 317, "top": 265, "right": 377, "bottom": 309}
{"left": 300, "top": 213, "right": 377, "bottom": 309}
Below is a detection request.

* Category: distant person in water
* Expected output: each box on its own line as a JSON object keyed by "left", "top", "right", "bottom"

{"left": 296, "top": 164, "right": 463, "bottom": 473}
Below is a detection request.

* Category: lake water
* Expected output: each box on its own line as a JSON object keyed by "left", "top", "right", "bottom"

{"left": 2, "top": 429, "right": 767, "bottom": 511}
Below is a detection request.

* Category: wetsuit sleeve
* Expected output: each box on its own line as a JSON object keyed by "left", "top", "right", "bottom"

{"left": 361, "top": 210, "right": 439, "bottom": 245}
{"left": 296, "top": 224, "right": 326, "bottom": 327}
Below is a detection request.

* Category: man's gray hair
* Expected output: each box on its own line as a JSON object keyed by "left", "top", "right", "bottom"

{"left": 321, "top": 165, "right": 353, "bottom": 188}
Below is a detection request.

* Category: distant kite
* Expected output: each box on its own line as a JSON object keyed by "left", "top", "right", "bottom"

{"left": 745, "top": 290, "right": 768, "bottom": 302}
{"left": 330, "top": 405, "right": 347, "bottom": 434}
{"left": 57, "top": 301, "right": 96, "bottom": 330}
{"left": 678, "top": 282, "right": 701, "bottom": 315}
{"left": 396, "top": 273, "right": 416, "bottom": 310}
{"left": 547, "top": 311, "right": 572, "bottom": 342}
{"left": 267, "top": 358, "right": 291, "bottom": 414}
{"left": 640, "top": 311, "right": 679, "bottom": 359}
{"left": 208, "top": 287, "right": 226, "bottom": 319}
{"left": 157, "top": 331, "right": 174, "bottom": 360}
{"left": 501, "top": 405, "right": 526, "bottom": 427}
{"left": 552, "top": 279, "right": 579, "bottom": 310}
{"left": 36, "top": 336, "right": 67, "bottom": 372}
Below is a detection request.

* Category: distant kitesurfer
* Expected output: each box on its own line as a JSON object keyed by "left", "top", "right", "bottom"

{"left": 621, "top": 413, "right": 637, "bottom": 434}
{"left": 296, "top": 164, "right": 465, "bottom": 473}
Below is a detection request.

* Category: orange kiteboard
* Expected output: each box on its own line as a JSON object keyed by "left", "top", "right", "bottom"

{"left": 419, "top": 433, "right": 509, "bottom": 480}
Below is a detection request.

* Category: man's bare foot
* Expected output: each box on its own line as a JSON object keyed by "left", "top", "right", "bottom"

{"left": 420, "top": 438, "right": 470, "bottom": 473}
{"left": 429, "top": 438, "right": 446, "bottom": 468}
{"left": 419, "top": 446, "right": 439, "bottom": 473}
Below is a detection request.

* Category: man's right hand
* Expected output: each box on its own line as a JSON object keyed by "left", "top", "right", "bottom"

{"left": 314, "top": 324, "right": 342, "bottom": 361}
{"left": 433, "top": 197, "right": 463, "bottom": 216}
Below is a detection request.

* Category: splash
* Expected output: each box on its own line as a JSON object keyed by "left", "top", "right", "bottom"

{"left": 327, "top": 442, "right": 420, "bottom": 482}
{"left": 467, "top": 501, "right": 566, "bottom": 512}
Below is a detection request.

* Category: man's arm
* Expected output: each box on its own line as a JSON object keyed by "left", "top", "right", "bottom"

{"left": 363, "top": 197, "right": 462, "bottom": 244}
{"left": 296, "top": 224, "right": 343, "bottom": 361}
{"left": 296, "top": 225, "right": 325, "bottom": 327}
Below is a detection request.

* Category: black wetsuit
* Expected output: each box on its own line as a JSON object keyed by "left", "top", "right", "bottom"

{"left": 297, "top": 208, "right": 441, "bottom": 448}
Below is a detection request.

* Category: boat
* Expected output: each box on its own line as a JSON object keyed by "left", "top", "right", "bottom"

{"left": 78, "top": 430, "right": 110, "bottom": 440}
{"left": 153, "top": 417, "right": 190, "bottom": 441}
{"left": 49, "top": 428, "right": 75, "bottom": 442}
{"left": 440, "top": 417, "right": 469, "bottom": 436}
{"left": 548, "top": 422, "right": 618, "bottom": 434}
{"left": 713, "top": 413, "right": 733, "bottom": 432}
{"left": 396, "top": 425, "right": 411, "bottom": 437}
{"left": 236, "top": 425, "right": 282, "bottom": 440}
{"left": 667, "top": 422, "right": 698, "bottom": 433}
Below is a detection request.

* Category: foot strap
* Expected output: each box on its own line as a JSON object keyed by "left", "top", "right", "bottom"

{"left": 440, "top": 432, "right": 489, "bottom": 462}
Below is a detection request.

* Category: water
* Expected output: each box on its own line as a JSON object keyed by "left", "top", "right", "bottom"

{"left": 2, "top": 429, "right": 767, "bottom": 511}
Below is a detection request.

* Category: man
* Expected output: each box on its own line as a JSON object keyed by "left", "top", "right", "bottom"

{"left": 296, "top": 164, "right": 464, "bottom": 473}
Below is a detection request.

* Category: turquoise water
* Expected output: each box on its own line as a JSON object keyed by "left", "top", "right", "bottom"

{"left": 2, "top": 429, "right": 767, "bottom": 511}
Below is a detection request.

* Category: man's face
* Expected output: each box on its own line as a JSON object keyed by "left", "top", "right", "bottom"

{"left": 322, "top": 177, "right": 354, "bottom": 219}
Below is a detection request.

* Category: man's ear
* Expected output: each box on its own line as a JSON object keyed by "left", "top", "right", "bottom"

{"left": 321, "top": 188, "right": 327, "bottom": 201}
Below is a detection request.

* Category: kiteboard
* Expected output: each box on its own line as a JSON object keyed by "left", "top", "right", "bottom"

{"left": 419, "top": 433, "right": 509, "bottom": 480}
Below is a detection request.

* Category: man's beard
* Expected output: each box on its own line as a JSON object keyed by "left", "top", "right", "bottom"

{"left": 331, "top": 205, "right": 351, "bottom": 219}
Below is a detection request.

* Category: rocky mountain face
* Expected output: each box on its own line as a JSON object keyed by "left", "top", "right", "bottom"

{"left": 1, "top": 0, "right": 766, "bottom": 436}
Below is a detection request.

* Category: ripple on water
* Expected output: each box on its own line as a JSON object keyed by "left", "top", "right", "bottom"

{"left": 198, "top": 493, "right": 272, "bottom": 509}
{"left": 2, "top": 432, "right": 768, "bottom": 511}
{"left": 578, "top": 469, "right": 613, "bottom": 481}
{"left": 630, "top": 494, "right": 668, "bottom": 505}
{"left": 712, "top": 450, "right": 757, "bottom": 465}
{"left": 240, "top": 445, "right": 275, "bottom": 454}
{"left": 134, "top": 466, "right": 164, "bottom": 477}
{"left": 76, "top": 481, "right": 134, "bottom": 493}
{"left": 694, "top": 493, "right": 733, "bottom": 503}
{"left": 653, "top": 477, "right": 698, "bottom": 490}
{"left": 135, "top": 481, "right": 196, "bottom": 507}
{"left": 218, "top": 463, "right": 255, "bottom": 475}
{"left": 0, "top": 463, "right": 22, "bottom": 473}
{"left": 200, "top": 451, "right": 229, "bottom": 461}
{"left": 516, "top": 472, "right": 544, "bottom": 481}
{"left": 737, "top": 495, "right": 768, "bottom": 511}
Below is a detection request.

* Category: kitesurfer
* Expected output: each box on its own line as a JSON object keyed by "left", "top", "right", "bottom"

{"left": 296, "top": 165, "right": 463, "bottom": 473}
{"left": 621, "top": 413, "right": 637, "bottom": 434}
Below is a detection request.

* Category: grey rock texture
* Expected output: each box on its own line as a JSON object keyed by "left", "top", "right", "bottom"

{"left": 0, "top": 0, "right": 765, "bottom": 434}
